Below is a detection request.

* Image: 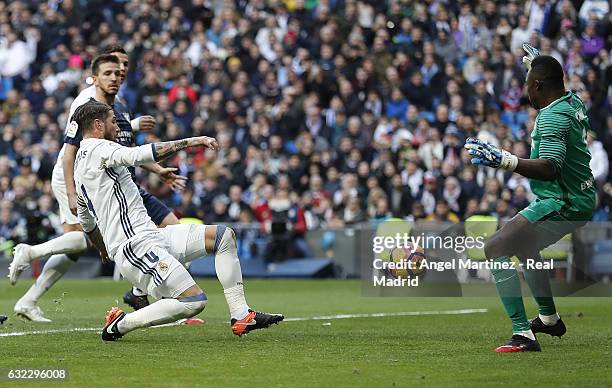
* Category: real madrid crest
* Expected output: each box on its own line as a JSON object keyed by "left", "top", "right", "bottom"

{"left": 158, "top": 261, "right": 169, "bottom": 272}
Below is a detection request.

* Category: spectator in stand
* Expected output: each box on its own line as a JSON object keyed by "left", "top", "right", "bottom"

{"left": 426, "top": 199, "right": 460, "bottom": 223}
{"left": 0, "top": 0, "right": 609, "bottom": 264}
{"left": 588, "top": 131, "right": 609, "bottom": 187}
{"left": 227, "top": 185, "right": 252, "bottom": 222}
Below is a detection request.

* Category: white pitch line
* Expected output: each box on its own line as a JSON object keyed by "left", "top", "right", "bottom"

{"left": 284, "top": 308, "right": 488, "bottom": 322}
{"left": 0, "top": 320, "right": 189, "bottom": 338}
{"left": 0, "top": 309, "right": 487, "bottom": 338}
{"left": 0, "top": 327, "right": 99, "bottom": 338}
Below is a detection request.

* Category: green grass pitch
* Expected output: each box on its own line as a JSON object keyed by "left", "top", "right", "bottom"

{"left": 1, "top": 279, "right": 611, "bottom": 387}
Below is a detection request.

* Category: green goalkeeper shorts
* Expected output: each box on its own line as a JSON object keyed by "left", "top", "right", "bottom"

{"left": 519, "top": 198, "right": 592, "bottom": 250}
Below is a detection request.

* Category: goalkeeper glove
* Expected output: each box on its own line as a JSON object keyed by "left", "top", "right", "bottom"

{"left": 464, "top": 137, "right": 518, "bottom": 171}
{"left": 522, "top": 43, "right": 540, "bottom": 71}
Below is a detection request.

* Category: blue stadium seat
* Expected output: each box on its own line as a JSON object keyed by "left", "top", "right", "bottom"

{"left": 590, "top": 240, "right": 612, "bottom": 275}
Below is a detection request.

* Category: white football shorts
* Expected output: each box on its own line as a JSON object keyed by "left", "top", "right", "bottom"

{"left": 113, "top": 224, "right": 209, "bottom": 299}
{"left": 51, "top": 167, "right": 79, "bottom": 225}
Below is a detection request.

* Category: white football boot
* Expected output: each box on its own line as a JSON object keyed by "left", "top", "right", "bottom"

{"left": 8, "top": 244, "right": 34, "bottom": 285}
{"left": 14, "top": 300, "right": 52, "bottom": 322}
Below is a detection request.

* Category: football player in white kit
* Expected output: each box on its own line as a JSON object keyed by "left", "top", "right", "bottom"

{"left": 8, "top": 48, "right": 181, "bottom": 321}
{"left": 73, "top": 100, "right": 283, "bottom": 340}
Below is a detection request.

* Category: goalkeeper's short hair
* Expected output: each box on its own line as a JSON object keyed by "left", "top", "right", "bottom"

{"left": 530, "top": 55, "right": 565, "bottom": 89}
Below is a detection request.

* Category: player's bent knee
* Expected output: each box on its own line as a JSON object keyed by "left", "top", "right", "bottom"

{"left": 212, "top": 225, "right": 236, "bottom": 254}
{"left": 62, "top": 223, "right": 83, "bottom": 233}
{"left": 517, "top": 250, "right": 541, "bottom": 262}
{"left": 484, "top": 236, "right": 503, "bottom": 260}
{"left": 178, "top": 293, "right": 208, "bottom": 316}
{"left": 66, "top": 253, "right": 80, "bottom": 262}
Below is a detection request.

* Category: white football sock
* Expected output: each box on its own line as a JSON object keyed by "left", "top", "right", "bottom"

{"left": 539, "top": 313, "right": 560, "bottom": 326}
{"left": 117, "top": 295, "right": 207, "bottom": 334}
{"left": 514, "top": 329, "right": 536, "bottom": 341}
{"left": 20, "top": 254, "right": 74, "bottom": 305}
{"left": 214, "top": 226, "right": 250, "bottom": 320}
{"left": 29, "top": 231, "right": 88, "bottom": 259}
{"left": 224, "top": 285, "right": 249, "bottom": 321}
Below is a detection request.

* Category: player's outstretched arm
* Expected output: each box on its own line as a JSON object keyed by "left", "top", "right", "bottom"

{"left": 101, "top": 136, "right": 218, "bottom": 169}
{"left": 152, "top": 136, "right": 219, "bottom": 161}
{"left": 514, "top": 158, "right": 556, "bottom": 181}
{"left": 464, "top": 138, "right": 556, "bottom": 181}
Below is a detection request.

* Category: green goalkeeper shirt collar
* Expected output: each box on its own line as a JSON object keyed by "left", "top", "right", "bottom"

{"left": 539, "top": 91, "right": 571, "bottom": 112}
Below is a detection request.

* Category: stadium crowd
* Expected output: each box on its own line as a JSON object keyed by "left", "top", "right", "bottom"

{"left": 0, "top": 0, "right": 611, "bottom": 251}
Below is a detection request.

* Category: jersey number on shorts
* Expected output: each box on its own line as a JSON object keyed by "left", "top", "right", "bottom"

{"left": 145, "top": 251, "right": 160, "bottom": 264}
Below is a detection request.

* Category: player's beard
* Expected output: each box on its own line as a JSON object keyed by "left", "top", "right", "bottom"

{"left": 103, "top": 90, "right": 118, "bottom": 101}
{"left": 101, "top": 84, "right": 118, "bottom": 103}
{"left": 103, "top": 127, "right": 117, "bottom": 142}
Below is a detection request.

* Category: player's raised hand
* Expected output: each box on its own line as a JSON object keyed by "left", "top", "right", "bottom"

{"left": 522, "top": 43, "right": 540, "bottom": 71}
{"left": 464, "top": 137, "right": 518, "bottom": 170}
{"left": 158, "top": 167, "right": 188, "bottom": 191}
{"left": 464, "top": 137, "right": 502, "bottom": 167}
{"left": 197, "top": 136, "right": 219, "bottom": 151}
{"left": 138, "top": 115, "right": 156, "bottom": 131}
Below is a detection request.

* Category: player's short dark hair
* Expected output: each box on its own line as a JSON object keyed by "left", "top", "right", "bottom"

{"left": 91, "top": 54, "right": 120, "bottom": 75}
{"left": 100, "top": 44, "right": 127, "bottom": 56}
{"left": 530, "top": 55, "right": 565, "bottom": 89}
{"left": 73, "top": 100, "right": 112, "bottom": 133}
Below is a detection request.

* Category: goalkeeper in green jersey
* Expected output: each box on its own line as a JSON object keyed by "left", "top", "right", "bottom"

{"left": 464, "top": 47, "right": 596, "bottom": 353}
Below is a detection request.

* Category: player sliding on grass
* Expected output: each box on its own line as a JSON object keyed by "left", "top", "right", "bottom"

{"left": 465, "top": 47, "right": 596, "bottom": 352}
{"left": 72, "top": 100, "right": 283, "bottom": 341}
{"left": 9, "top": 47, "right": 183, "bottom": 321}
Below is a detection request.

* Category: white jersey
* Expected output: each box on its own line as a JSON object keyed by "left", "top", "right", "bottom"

{"left": 74, "top": 138, "right": 159, "bottom": 258}
{"left": 52, "top": 86, "right": 139, "bottom": 185}
{"left": 52, "top": 85, "right": 97, "bottom": 186}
